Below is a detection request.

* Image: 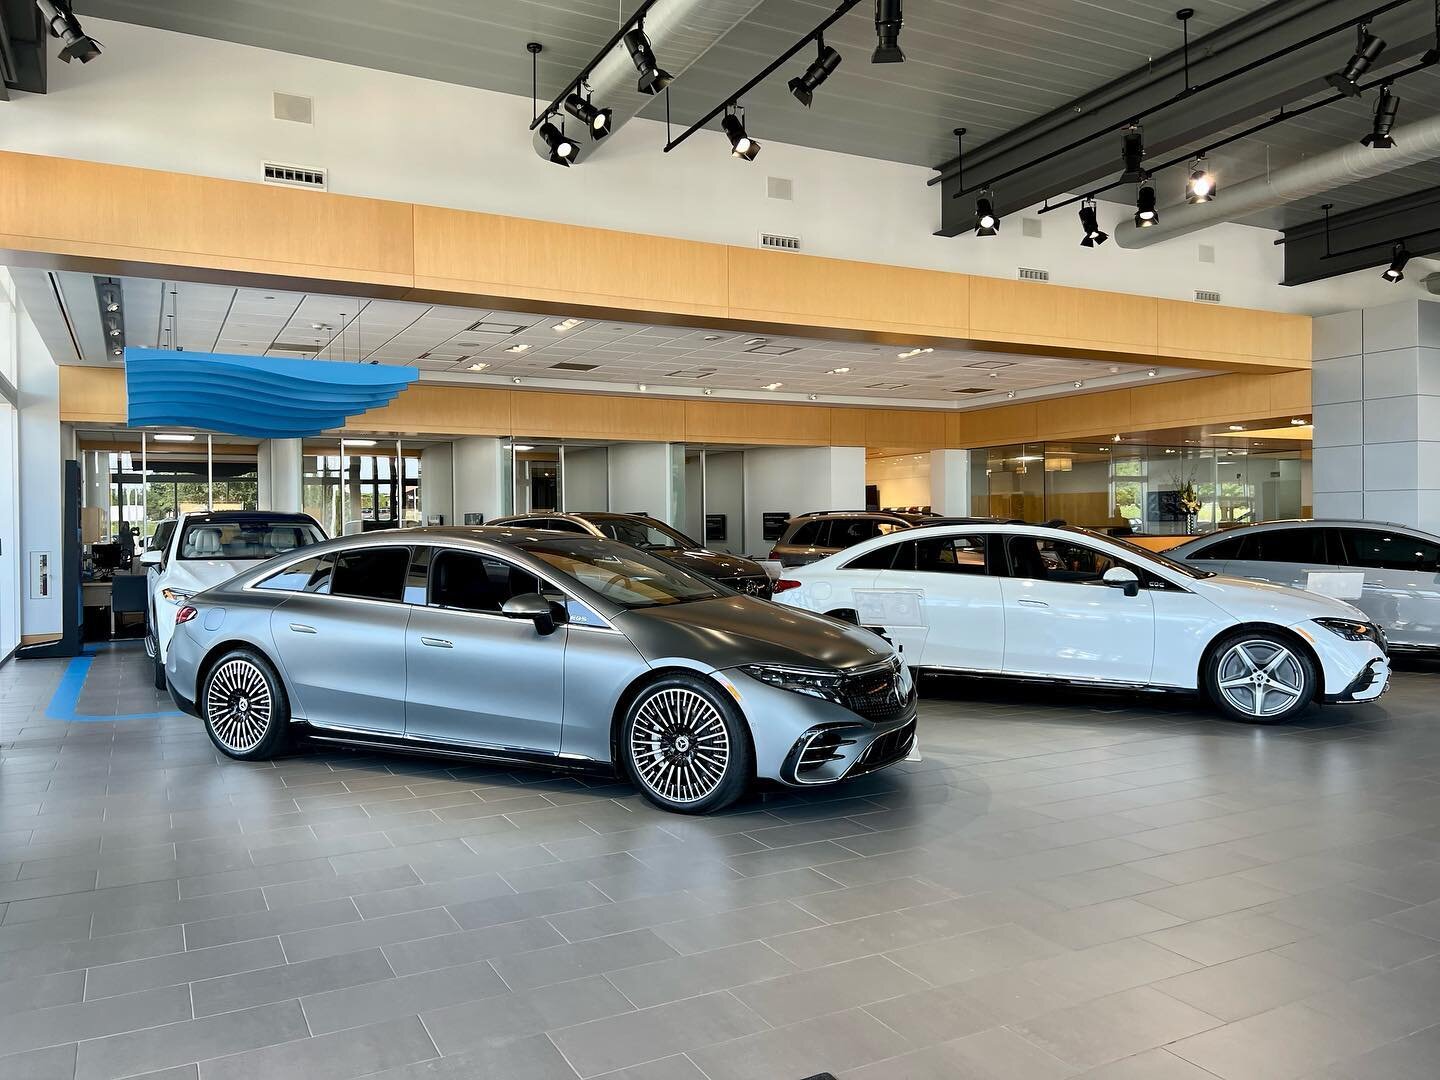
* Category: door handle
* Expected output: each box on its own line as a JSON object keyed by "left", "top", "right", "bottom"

{"left": 288, "top": 623, "right": 317, "bottom": 634}
{"left": 1017, "top": 598, "right": 1048, "bottom": 608}
{"left": 420, "top": 637, "right": 453, "bottom": 649}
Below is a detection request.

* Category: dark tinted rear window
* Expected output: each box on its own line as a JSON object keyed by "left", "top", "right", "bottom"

{"left": 330, "top": 546, "right": 411, "bottom": 602}
{"left": 1187, "top": 533, "right": 1246, "bottom": 560}
{"left": 1248, "top": 528, "right": 1328, "bottom": 564}
{"left": 1340, "top": 529, "right": 1440, "bottom": 571}
{"left": 788, "top": 521, "right": 827, "bottom": 546}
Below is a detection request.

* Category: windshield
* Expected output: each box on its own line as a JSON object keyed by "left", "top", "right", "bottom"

{"left": 1068, "top": 527, "right": 1216, "bottom": 579}
{"left": 179, "top": 519, "right": 326, "bottom": 561}
{"left": 593, "top": 517, "right": 696, "bottom": 550}
{"left": 522, "top": 538, "right": 723, "bottom": 608}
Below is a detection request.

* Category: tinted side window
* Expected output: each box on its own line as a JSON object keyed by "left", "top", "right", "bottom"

{"left": 914, "top": 535, "right": 988, "bottom": 574}
{"left": 788, "top": 521, "right": 826, "bottom": 546}
{"left": 256, "top": 554, "right": 334, "bottom": 593}
{"left": 1008, "top": 536, "right": 1119, "bottom": 583}
{"left": 830, "top": 519, "right": 881, "bottom": 547}
{"left": 151, "top": 520, "right": 176, "bottom": 556}
{"left": 546, "top": 519, "right": 591, "bottom": 534}
{"left": 1189, "top": 533, "right": 1247, "bottom": 560}
{"left": 329, "top": 547, "right": 411, "bottom": 602}
{"left": 1340, "top": 529, "right": 1440, "bottom": 571}
{"left": 845, "top": 541, "right": 901, "bottom": 570}
{"left": 1248, "top": 528, "right": 1328, "bottom": 563}
{"left": 430, "top": 550, "right": 542, "bottom": 613}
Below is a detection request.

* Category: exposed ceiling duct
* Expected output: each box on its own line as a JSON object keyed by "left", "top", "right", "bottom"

{"left": 1115, "top": 110, "right": 1440, "bottom": 248}
{"left": 529, "top": 0, "right": 765, "bottom": 165}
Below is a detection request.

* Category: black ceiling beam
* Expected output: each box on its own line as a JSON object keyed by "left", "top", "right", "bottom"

{"left": 1280, "top": 187, "right": 1440, "bottom": 283}
{"left": 0, "top": 0, "right": 48, "bottom": 97}
{"left": 932, "top": 0, "right": 1437, "bottom": 236}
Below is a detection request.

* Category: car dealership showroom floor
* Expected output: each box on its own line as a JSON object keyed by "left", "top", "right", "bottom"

{"left": 3, "top": 645, "right": 1438, "bottom": 1080}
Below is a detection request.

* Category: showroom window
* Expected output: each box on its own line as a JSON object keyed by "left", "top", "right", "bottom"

{"left": 1339, "top": 529, "right": 1440, "bottom": 571}
{"left": 303, "top": 444, "right": 421, "bottom": 537}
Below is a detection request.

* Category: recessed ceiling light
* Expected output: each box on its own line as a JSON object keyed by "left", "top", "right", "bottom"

{"left": 637, "top": 383, "right": 648, "bottom": 392}
{"left": 1147, "top": 369, "right": 1157, "bottom": 377}
{"left": 703, "top": 335, "right": 722, "bottom": 341}
{"left": 988, "top": 372, "right": 999, "bottom": 379}
{"left": 827, "top": 367, "right": 851, "bottom": 374}
{"left": 553, "top": 318, "right": 582, "bottom": 332}
{"left": 702, "top": 388, "right": 714, "bottom": 395}
{"left": 808, "top": 394, "right": 818, "bottom": 401}
{"left": 506, "top": 343, "right": 530, "bottom": 354}
{"left": 764, "top": 382, "right": 784, "bottom": 391}
{"left": 1108, "top": 365, "right": 1120, "bottom": 374}
{"left": 344, "top": 439, "right": 377, "bottom": 447}
{"left": 512, "top": 377, "right": 523, "bottom": 384}
{"left": 1112, "top": 434, "right": 1122, "bottom": 442}
{"left": 897, "top": 347, "right": 934, "bottom": 359}
{"left": 510, "top": 443, "right": 535, "bottom": 452}
{"left": 151, "top": 433, "right": 195, "bottom": 442}
{"left": 1228, "top": 424, "right": 1245, "bottom": 431}
{"left": 1073, "top": 380, "right": 1084, "bottom": 388}
{"left": 469, "top": 362, "right": 490, "bottom": 371}
{"left": 1291, "top": 417, "right": 1310, "bottom": 425}
{"left": 1006, "top": 391, "right": 1016, "bottom": 398}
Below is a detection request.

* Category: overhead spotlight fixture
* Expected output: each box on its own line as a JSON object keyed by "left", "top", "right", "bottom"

{"left": 564, "top": 92, "right": 612, "bottom": 140}
{"left": 1134, "top": 176, "right": 1159, "bottom": 228}
{"left": 975, "top": 193, "right": 1000, "bottom": 236}
{"left": 1147, "top": 368, "right": 1157, "bottom": 377}
{"left": 1228, "top": 424, "right": 1246, "bottom": 431}
{"left": 721, "top": 109, "right": 760, "bottom": 160}
{"left": 538, "top": 121, "right": 578, "bottom": 166}
{"left": 1006, "top": 390, "right": 1016, "bottom": 398}
{"left": 1327, "top": 25, "right": 1385, "bottom": 96}
{"left": 1186, "top": 156, "right": 1215, "bottom": 203}
{"left": 637, "top": 383, "right": 648, "bottom": 392}
{"left": 512, "top": 377, "right": 523, "bottom": 384}
{"left": 1108, "top": 365, "right": 1121, "bottom": 374}
{"left": 36, "top": 0, "right": 101, "bottom": 64}
{"left": 1112, "top": 433, "right": 1122, "bottom": 443}
{"left": 623, "top": 25, "right": 673, "bottom": 95}
{"left": 789, "top": 39, "right": 842, "bottom": 107}
{"left": 1362, "top": 84, "right": 1400, "bottom": 147}
{"left": 1120, "top": 126, "right": 1145, "bottom": 182}
{"left": 872, "top": 0, "right": 905, "bottom": 63}
{"left": 1291, "top": 417, "right": 1310, "bottom": 426}
{"left": 1383, "top": 242, "right": 1410, "bottom": 282}
{"left": 703, "top": 388, "right": 715, "bottom": 395}
{"left": 1073, "top": 380, "right": 1084, "bottom": 389}
{"left": 1078, "top": 199, "right": 1108, "bottom": 247}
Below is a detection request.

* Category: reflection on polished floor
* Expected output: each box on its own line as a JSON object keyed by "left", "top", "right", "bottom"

{"left": 2, "top": 645, "right": 1439, "bottom": 1080}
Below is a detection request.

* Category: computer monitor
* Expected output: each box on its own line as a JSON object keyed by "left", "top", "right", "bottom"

{"left": 90, "top": 542, "right": 124, "bottom": 572}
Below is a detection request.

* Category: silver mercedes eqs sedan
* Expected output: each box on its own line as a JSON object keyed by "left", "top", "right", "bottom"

{"left": 164, "top": 527, "right": 917, "bottom": 813}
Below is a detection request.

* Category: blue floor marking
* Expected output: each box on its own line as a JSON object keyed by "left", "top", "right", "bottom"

{"left": 45, "top": 641, "right": 184, "bottom": 723}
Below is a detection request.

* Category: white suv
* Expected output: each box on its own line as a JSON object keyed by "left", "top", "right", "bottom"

{"left": 143, "top": 511, "right": 326, "bottom": 688}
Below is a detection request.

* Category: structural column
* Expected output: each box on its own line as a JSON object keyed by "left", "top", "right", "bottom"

{"left": 1312, "top": 299, "right": 1440, "bottom": 533}
{"left": 607, "top": 443, "right": 679, "bottom": 524}
{"left": 742, "top": 446, "right": 865, "bottom": 558}
{"left": 453, "top": 436, "right": 507, "bottom": 524}
{"left": 257, "top": 438, "right": 303, "bottom": 513}
{"left": 929, "top": 449, "right": 972, "bottom": 516}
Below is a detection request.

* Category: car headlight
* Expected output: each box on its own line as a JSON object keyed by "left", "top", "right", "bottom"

{"left": 741, "top": 664, "right": 846, "bottom": 704}
{"left": 1314, "top": 617, "right": 1378, "bottom": 642}
{"left": 160, "top": 587, "right": 191, "bottom": 604}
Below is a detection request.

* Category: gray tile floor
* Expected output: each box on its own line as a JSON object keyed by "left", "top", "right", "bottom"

{"left": 3, "top": 642, "right": 1440, "bottom": 1079}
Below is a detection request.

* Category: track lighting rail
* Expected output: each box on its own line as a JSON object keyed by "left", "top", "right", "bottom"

{"left": 940, "top": 0, "right": 1420, "bottom": 199}
{"left": 527, "top": 0, "right": 661, "bottom": 131}
{"left": 662, "top": 0, "right": 862, "bottom": 153}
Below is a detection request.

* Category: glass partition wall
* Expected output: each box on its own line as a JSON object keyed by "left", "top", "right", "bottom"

{"left": 303, "top": 439, "right": 422, "bottom": 536}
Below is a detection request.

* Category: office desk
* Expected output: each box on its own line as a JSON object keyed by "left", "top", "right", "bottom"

{"left": 83, "top": 572, "right": 147, "bottom": 637}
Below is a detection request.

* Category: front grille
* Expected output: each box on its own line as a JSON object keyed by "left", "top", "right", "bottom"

{"left": 840, "top": 661, "right": 912, "bottom": 724}
{"left": 734, "top": 575, "right": 774, "bottom": 598}
{"left": 859, "top": 718, "right": 917, "bottom": 768}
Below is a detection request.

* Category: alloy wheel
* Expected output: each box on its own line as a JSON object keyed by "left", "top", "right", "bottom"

{"left": 205, "top": 658, "right": 274, "bottom": 753}
{"left": 1216, "top": 639, "right": 1305, "bottom": 719}
{"left": 629, "top": 687, "right": 731, "bottom": 804}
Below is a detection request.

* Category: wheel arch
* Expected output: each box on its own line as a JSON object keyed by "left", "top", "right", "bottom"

{"left": 196, "top": 639, "right": 286, "bottom": 706}
{"left": 1196, "top": 622, "right": 1324, "bottom": 702}
{"left": 608, "top": 665, "right": 755, "bottom": 780}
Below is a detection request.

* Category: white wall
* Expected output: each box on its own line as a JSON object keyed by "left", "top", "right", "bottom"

{"left": 743, "top": 446, "right": 865, "bottom": 558}
{"left": 929, "top": 450, "right": 972, "bottom": 517}
{"left": 702, "top": 451, "right": 746, "bottom": 554}
{"left": 866, "top": 453, "right": 931, "bottom": 509}
{"left": 453, "top": 437, "right": 506, "bottom": 524}
{"left": 0, "top": 17, "right": 1403, "bottom": 317}
{"left": 563, "top": 447, "right": 609, "bottom": 512}
{"left": 607, "top": 443, "right": 674, "bottom": 522}
{"left": 17, "top": 301, "right": 62, "bottom": 639}
{"left": 420, "top": 443, "right": 453, "bottom": 525}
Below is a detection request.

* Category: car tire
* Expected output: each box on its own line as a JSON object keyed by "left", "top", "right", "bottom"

{"left": 1204, "top": 630, "right": 1316, "bottom": 724}
{"left": 151, "top": 640, "right": 167, "bottom": 690}
{"left": 200, "top": 648, "right": 291, "bottom": 760}
{"left": 621, "top": 673, "right": 753, "bottom": 814}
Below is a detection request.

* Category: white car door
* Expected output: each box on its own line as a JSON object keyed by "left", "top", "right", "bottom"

{"left": 870, "top": 533, "right": 1004, "bottom": 671}
{"left": 999, "top": 533, "right": 1155, "bottom": 684}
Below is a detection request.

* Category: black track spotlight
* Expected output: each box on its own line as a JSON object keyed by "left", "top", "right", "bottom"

{"left": 872, "top": 0, "right": 905, "bottom": 63}
{"left": 1079, "top": 200, "right": 1108, "bottom": 248}
{"left": 1362, "top": 84, "right": 1400, "bottom": 147}
{"left": 1120, "top": 126, "right": 1145, "bottom": 183}
{"left": 623, "top": 25, "right": 673, "bottom": 95}
{"left": 564, "top": 92, "right": 613, "bottom": 140}
{"left": 539, "top": 121, "right": 578, "bottom": 166}
{"left": 1327, "top": 25, "right": 1386, "bottom": 96}
{"left": 1185, "top": 156, "right": 1216, "bottom": 203}
{"left": 789, "top": 40, "right": 842, "bottom": 107}
{"left": 1383, "top": 242, "right": 1410, "bottom": 282}
{"left": 722, "top": 110, "right": 760, "bottom": 161}
{"left": 975, "top": 193, "right": 1000, "bottom": 237}
{"left": 36, "top": 0, "right": 101, "bottom": 64}
{"left": 1134, "top": 176, "right": 1159, "bottom": 228}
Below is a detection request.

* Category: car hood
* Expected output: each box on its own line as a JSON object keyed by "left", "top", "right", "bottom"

{"left": 158, "top": 559, "right": 258, "bottom": 595}
{"left": 613, "top": 595, "right": 893, "bottom": 671}
{"left": 652, "top": 547, "right": 766, "bottom": 581}
{"left": 1190, "top": 573, "right": 1369, "bottom": 622}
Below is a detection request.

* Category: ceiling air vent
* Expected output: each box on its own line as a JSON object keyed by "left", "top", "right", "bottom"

{"left": 263, "top": 162, "right": 327, "bottom": 190}
{"left": 949, "top": 387, "right": 990, "bottom": 394}
{"left": 760, "top": 233, "right": 801, "bottom": 252}
{"left": 550, "top": 362, "right": 597, "bottom": 372}
{"left": 1017, "top": 267, "right": 1050, "bottom": 282}
{"left": 271, "top": 342, "right": 321, "bottom": 353}
{"left": 766, "top": 177, "right": 794, "bottom": 201}
{"left": 666, "top": 368, "right": 717, "bottom": 379}
{"left": 1195, "top": 289, "right": 1222, "bottom": 303}
{"left": 273, "top": 92, "right": 314, "bottom": 124}
{"left": 1022, "top": 218, "right": 1043, "bottom": 238}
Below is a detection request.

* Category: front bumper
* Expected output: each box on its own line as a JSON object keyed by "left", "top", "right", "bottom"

{"left": 1322, "top": 656, "right": 1391, "bottom": 704}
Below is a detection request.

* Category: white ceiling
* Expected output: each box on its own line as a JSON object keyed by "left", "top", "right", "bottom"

{"left": 12, "top": 270, "right": 1208, "bottom": 409}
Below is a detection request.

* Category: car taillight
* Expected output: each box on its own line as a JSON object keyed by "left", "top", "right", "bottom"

{"left": 772, "top": 579, "right": 802, "bottom": 594}
{"left": 175, "top": 605, "right": 199, "bottom": 625}
{"left": 768, "top": 549, "right": 781, "bottom": 561}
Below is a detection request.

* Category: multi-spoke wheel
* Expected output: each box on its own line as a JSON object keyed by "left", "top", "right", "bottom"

{"left": 1205, "top": 632, "right": 1315, "bottom": 724}
{"left": 201, "top": 648, "right": 291, "bottom": 760}
{"left": 622, "top": 674, "right": 752, "bottom": 813}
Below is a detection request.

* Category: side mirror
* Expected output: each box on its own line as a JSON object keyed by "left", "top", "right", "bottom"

{"left": 139, "top": 550, "right": 162, "bottom": 567}
{"left": 500, "top": 592, "right": 568, "bottom": 636}
{"left": 1102, "top": 566, "right": 1141, "bottom": 597}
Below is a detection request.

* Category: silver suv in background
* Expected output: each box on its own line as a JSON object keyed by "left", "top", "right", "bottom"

{"left": 1168, "top": 519, "right": 1440, "bottom": 651}
{"left": 769, "top": 511, "right": 936, "bottom": 568}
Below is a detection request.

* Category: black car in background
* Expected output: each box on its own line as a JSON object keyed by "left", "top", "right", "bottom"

{"left": 489, "top": 512, "right": 775, "bottom": 597}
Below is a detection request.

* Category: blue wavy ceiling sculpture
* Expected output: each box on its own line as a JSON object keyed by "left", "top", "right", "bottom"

{"left": 124, "top": 349, "right": 418, "bottom": 438}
